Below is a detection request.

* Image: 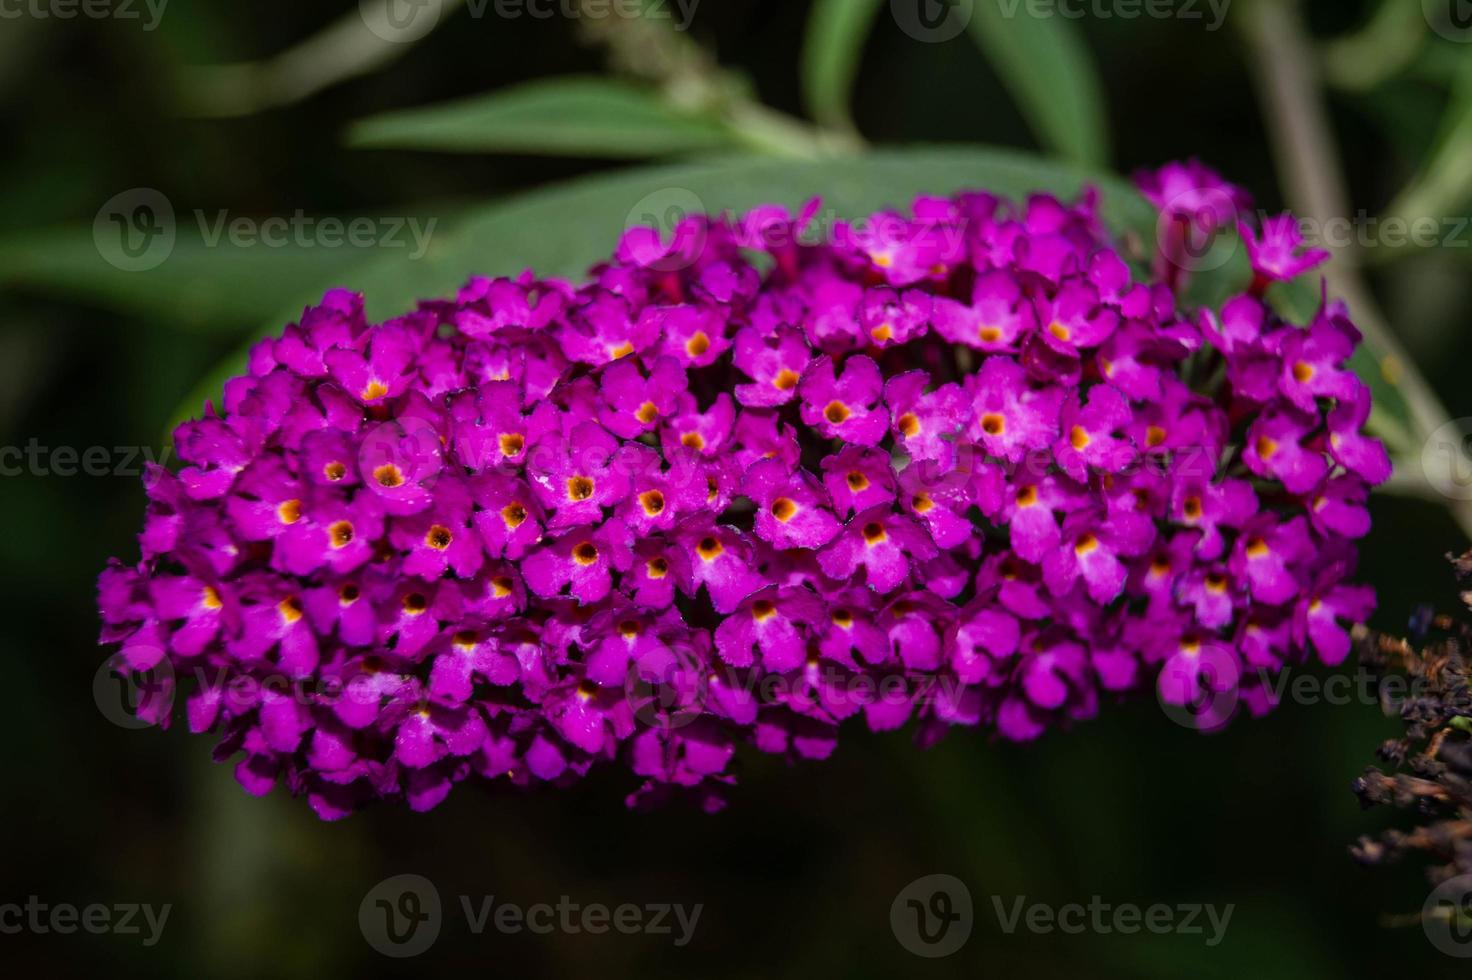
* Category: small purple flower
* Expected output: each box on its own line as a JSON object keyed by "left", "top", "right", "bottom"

{"left": 524, "top": 421, "right": 630, "bottom": 529}
{"left": 1240, "top": 214, "right": 1330, "bottom": 285}
{"left": 673, "top": 521, "right": 761, "bottom": 614}
{"left": 746, "top": 458, "right": 842, "bottom": 551}
{"left": 1294, "top": 574, "right": 1374, "bottom": 666}
{"left": 798, "top": 355, "right": 888, "bottom": 446}
{"left": 885, "top": 371, "right": 968, "bottom": 468}
{"left": 932, "top": 271, "right": 1035, "bottom": 351}
{"left": 821, "top": 446, "right": 897, "bottom": 518}
{"left": 966, "top": 356, "right": 1063, "bottom": 463}
{"left": 1169, "top": 477, "right": 1257, "bottom": 561}
{"left": 733, "top": 327, "right": 811, "bottom": 408}
{"left": 1243, "top": 405, "right": 1329, "bottom": 495}
{"left": 1053, "top": 383, "right": 1135, "bottom": 481}
{"left": 659, "top": 392, "right": 735, "bottom": 459}
{"left": 597, "top": 355, "right": 688, "bottom": 440}
{"left": 1276, "top": 311, "right": 1361, "bottom": 413}
{"left": 1227, "top": 515, "right": 1311, "bottom": 605}
{"left": 818, "top": 506, "right": 937, "bottom": 594}
{"left": 1034, "top": 281, "right": 1119, "bottom": 355}
{"left": 1326, "top": 388, "right": 1392, "bottom": 485}
{"left": 715, "top": 586, "right": 824, "bottom": 672}
{"left": 521, "top": 519, "right": 634, "bottom": 604}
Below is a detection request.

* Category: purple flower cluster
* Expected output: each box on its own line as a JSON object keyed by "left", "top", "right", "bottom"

{"left": 98, "top": 162, "right": 1391, "bottom": 817}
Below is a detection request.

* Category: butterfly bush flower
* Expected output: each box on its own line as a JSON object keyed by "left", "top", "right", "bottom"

{"left": 98, "top": 162, "right": 1390, "bottom": 818}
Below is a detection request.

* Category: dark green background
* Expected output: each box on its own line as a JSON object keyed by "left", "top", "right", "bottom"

{"left": 2, "top": 1, "right": 1469, "bottom": 976}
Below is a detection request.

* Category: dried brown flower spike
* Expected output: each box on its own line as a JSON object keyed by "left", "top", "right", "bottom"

{"left": 1351, "top": 549, "right": 1472, "bottom": 950}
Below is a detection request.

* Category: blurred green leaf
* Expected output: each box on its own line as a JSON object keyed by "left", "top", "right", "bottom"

{"left": 964, "top": 1, "right": 1109, "bottom": 166}
{"left": 1386, "top": 54, "right": 1472, "bottom": 238}
{"left": 800, "top": 0, "right": 886, "bottom": 135}
{"left": 347, "top": 77, "right": 741, "bottom": 159}
{"left": 178, "top": 0, "right": 469, "bottom": 118}
{"left": 0, "top": 225, "right": 397, "bottom": 331}
{"left": 1321, "top": 0, "right": 1426, "bottom": 92}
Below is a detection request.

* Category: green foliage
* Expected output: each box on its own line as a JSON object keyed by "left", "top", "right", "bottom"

{"left": 348, "top": 76, "right": 740, "bottom": 158}
{"left": 800, "top": 0, "right": 886, "bottom": 135}
{"left": 0, "top": 225, "right": 385, "bottom": 332}
{"left": 964, "top": 1, "right": 1110, "bottom": 166}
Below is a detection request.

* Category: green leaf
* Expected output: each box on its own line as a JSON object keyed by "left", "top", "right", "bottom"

{"left": 801, "top": 0, "right": 886, "bottom": 134}
{"left": 0, "top": 224, "right": 400, "bottom": 332}
{"left": 347, "top": 76, "right": 740, "bottom": 159}
{"left": 964, "top": 1, "right": 1109, "bottom": 166}
{"left": 168, "top": 146, "right": 1149, "bottom": 432}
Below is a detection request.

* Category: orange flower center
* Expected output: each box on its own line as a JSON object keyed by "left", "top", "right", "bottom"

{"left": 639, "top": 490, "right": 665, "bottom": 516}
{"left": 567, "top": 476, "right": 595, "bottom": 501}
{"left": 329, "top": 520, "right": 355, "bottom": 548}
{"left": 373, "top": 463, "right": 404, "bottom": 488}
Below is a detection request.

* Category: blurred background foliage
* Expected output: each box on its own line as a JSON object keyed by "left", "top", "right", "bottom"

{"left": 4, "top": 0, "right": 1472, "bottom": 976}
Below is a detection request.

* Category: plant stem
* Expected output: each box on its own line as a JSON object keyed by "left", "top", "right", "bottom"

{"left": 1239, "top": 0, "right": 1472, "bottom": 541}
{"left": 575, "top": 0, "right": 862, "bottom": 159}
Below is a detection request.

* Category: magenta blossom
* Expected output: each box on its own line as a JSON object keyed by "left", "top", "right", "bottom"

{"left": 98, "top": 162, "right": 1389, "bottom": 818}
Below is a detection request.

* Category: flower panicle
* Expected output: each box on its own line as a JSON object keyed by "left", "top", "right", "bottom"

{"left": 97, "top": 161, "right": 1387, "bottom": 818}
